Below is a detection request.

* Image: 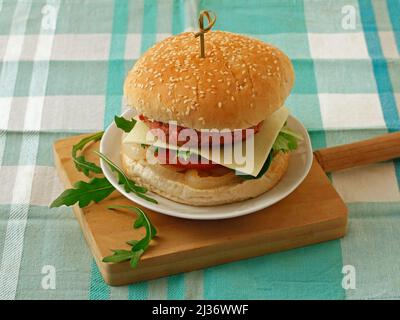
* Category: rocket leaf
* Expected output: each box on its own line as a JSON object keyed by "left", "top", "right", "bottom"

{"left": 72, "top": 131, "right": 104, "bottom": 177}
{"left": 94, "top": 151, "right": 157, "bottom": 204}
{"left": 49, "top": 177, "right": 115, "bottom": 208}
{"left": 114, "top": 115, "right": 137, "bottom": 133}
{"left": 103, "top": 206, "right": 157, "bottom": 268}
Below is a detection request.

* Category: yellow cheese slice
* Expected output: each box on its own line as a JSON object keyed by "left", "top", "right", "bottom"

{"left": 123, "top": 107, "right": 289, "bottom": 177}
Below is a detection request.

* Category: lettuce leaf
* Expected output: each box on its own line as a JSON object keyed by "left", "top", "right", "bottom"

{"left": 272, "top": 125, "right": 303, "bottom": 153}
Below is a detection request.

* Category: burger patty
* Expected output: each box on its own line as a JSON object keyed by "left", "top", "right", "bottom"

{"left": 139, "top": 114, "right": 262, "bottom": 147}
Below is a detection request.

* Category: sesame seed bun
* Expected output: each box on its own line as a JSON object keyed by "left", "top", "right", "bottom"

{"left": 124, "top": 31, "right": 294, "bottom": 130}
{"left": 121, "top": 147, "right": 290, "bottom": 206}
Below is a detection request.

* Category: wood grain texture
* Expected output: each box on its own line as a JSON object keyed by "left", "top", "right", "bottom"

{"left": 314, "top": 132, "right": 400, "bottom": 173}
{"left": 53, "top": 134, "right": 348, "bottom": 286}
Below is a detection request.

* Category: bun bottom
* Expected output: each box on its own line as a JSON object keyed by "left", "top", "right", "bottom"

{"left": 121, "top": 150, "right": 290, "bottom": 206}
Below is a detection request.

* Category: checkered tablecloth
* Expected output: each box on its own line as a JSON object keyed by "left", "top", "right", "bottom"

{"left": 0, "top": 0, "right": 399, "bottom": 300}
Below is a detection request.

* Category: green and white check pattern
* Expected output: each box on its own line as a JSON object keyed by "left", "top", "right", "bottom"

{"left": 0, "top": 0, "right": 399, "bottom": 300}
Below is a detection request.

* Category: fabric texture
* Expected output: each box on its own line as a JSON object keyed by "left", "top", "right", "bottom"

{"left": 0, "top": 0, "right": 399, "bottom": 300}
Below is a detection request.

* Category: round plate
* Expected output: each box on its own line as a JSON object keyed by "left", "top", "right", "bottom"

{"left": 100, "top": 109, "right": 313, "bottom": 220}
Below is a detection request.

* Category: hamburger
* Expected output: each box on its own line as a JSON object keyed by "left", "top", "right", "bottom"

{"left": 121, "top": 30, "right": 300, "bottom": 206}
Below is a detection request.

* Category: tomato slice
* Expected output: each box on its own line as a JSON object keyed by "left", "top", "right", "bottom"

{"left": 140, "top": 114, "right": 262, "bottom": 171}
{"left": 155, "top": 148, "right": 219, "bottom": 170}
{"left": 169, "top": 162, "right": 220, "bottom": 170}
{"left": 139, "top": 114, "right": 262, "bottom": 147}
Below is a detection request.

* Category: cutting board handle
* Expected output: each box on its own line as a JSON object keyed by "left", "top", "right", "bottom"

{"left": 314, "top": 132, "right": 400, "bottom": 172}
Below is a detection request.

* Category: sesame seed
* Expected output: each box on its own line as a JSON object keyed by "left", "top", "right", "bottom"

{"left": 218, "top": 102, "right": 222, "bottom": 108}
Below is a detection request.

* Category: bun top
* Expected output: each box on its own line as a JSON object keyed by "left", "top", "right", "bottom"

{"left": 124, "top": 31, "right": 294, "bottom": 130}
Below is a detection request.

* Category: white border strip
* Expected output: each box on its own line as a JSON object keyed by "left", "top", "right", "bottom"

{"left": 0, "top": 1, "right": 32, "bottom": 161}
{"left": 185, "top": 270, "right": 204, "bottom": 299}
{"left": 0, "top": 0, "right": 60, "bottom": 300}
{"left": 0, "top": 0, "right": 33, "bottom": 300}
{"left": 184, "top": 0, "right": 199, "bottom": 32}
{"left": 181, "top": 0, "right": 205, "bottom": 301}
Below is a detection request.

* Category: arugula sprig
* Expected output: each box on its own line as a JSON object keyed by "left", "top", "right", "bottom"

{"left": 103, "top": 206, "right": 157, "bottom": 268}
{"left": 53, "top": 118, "right": 156, "bottom": 208}
{"left": 51, "top": 116, "right": 158, "bottom": 269}
{"left": 50, "top": 177, "right": 115, "bottom": 208}
{"left": 94, "top": 151, "right": 158, "bottom": 204}
{"left": 72, "top": 131, "right": 104, "bottom": 176}
{"left": 114, "top": 115, "right": 137, "bottom": 133}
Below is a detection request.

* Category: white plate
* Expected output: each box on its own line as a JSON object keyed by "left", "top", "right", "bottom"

{"left": 100, "top": 109, "right": 313, "bottom": 220}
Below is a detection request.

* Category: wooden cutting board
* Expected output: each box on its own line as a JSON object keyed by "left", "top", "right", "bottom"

{"left": 53, "top": 132, "right": 400, "bottom": 286}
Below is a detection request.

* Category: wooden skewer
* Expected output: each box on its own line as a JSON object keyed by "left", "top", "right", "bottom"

{"left": 314, "top": 131, "right": 400, "bottom": 173}
{"left": 194, "top": 10, "right": 216, "bottom": 58}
